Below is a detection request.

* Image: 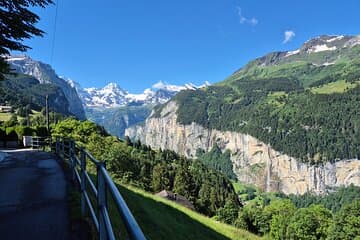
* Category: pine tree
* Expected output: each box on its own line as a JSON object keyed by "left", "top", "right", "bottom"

{"left": 173, "top": 163, "right": 195, "bottom": 202}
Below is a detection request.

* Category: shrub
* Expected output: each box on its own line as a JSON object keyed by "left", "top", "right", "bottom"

{"left": 5, "top": 127, "right": 18, "bottom": 141}
{"left": 34, "top": 126, "right": 48, "bottom": 137}
{"left": 0, "top": 127, "right": 6, "bottom": 141}
{"left": 15, "top": 126, "right": 34, "bottom": 139}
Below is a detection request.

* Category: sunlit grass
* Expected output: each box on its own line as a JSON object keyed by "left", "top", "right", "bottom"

{"left": 111, "top": 182, "right": 263, "bottom": 240}
{"left": 310, "top": 80, "right": 359, "bottom": 94}
{"left": 0, "top": 113, "right": 11, "bottom": 121}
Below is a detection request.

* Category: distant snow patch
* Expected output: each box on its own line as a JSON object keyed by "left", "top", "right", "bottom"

{"left": 326, "top": 35, "right": 344, "bottom": 43}
{"left": 308, "top": 44, "right": 337, "bottom": 53}
{"left": 152, "top": 80, "right": 210, "bottom": 92}
{"left": 322, "top": 62, "right": 335, "bottom": 66}
{"left": 126, "top": 89, "right": 154, "bottom": 102}
{"left": 312, "top": 61, "right": 336, "bottom": 67}
{"left": 344, "top": 36, "right": 360, "bottom": 48}
{"left": 285, "top": 49, "right": 300, "bottom": 57}
{"left": 6, "top": 56, "right": 27, "bottom": 61}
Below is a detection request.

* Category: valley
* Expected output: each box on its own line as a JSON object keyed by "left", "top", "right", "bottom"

{"left": 1, "top": 35, "right": 359, "bottom": 240}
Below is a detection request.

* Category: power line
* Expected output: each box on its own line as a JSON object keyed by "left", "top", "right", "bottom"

{"left": 50, "top": 0, "right": 59, "bottom": 65}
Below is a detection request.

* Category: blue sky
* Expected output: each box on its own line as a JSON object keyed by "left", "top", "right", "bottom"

{"left": 17, "top": 0, "right": 360, "bottom": 93}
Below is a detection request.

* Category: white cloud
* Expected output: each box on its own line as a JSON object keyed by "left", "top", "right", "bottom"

{"left": 152, "top": 80, "right": 167, "bottom": 89}
{"left": 236, "top": 7, "right": 258, "bottom": 26}
{"left": 283, "top": 30, "right": 295, "bottom": 44}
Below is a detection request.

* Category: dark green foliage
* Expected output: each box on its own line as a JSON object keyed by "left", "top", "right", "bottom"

{"left": 216, "top": 198, "right": 240, "bottom": 224}
{"left": 0, "top": 74, "right": 72, "bottom": 116}
{"left": 174, "top": 83, "right": 360, "bottom": 164}
{"left": 53, "top": 119, "right": 240, "bottom": 217}
{"left": 0, "top": 0, "right": 53, "bottom": 79}
{"left": 0, "top": 128, "right": 5, "bottom": 140}
{"left": 151, "top": 163, "right": 172, "bottom": 192}
{"left": 197, "top": 145, "right": 237, "bottom": 180}
{"left": 286, "top": 205, "right": 332, "bottom": 240}
{"left": 236, "top": 203, "right": 266, "bottom": 234}
{"left": 0, "top": 126, "right": 50, "bottom": 143}
{"left": 4, "top": 114, "right": 18, "bottom": 127}
{"left": 5, "top": 127, "right": 18, "bottom": 141}
{"left": 240, "top": 186, "right": 257, "bottom": 201}
{"left": 51, "top": 118, "right": 108, "bottom": 142}
{"left": 190, "top": 159, "right": 240, "bottom": 216}
{"left": 33, "top": 126, "right": 48, "bottom": 136}
{"left": 15, "top": 126, "right": 33, "bottom": 139}
{"left": 288, "top": 185, "right": 360, "bottom": 212}
{"left": 327, "top": 199, "right": 360, "bottom": 240}
{"left": 173, "top": 161, "right": 196, "bottom": 202}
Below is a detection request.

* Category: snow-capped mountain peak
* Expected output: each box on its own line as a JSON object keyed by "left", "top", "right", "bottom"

{"left": 76, "top": 80, "right": 210, "bottom": 108}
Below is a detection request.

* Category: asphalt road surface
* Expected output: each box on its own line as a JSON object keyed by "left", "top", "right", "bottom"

{"left": 0, "top": 149, "right": 70, "bottom": 240}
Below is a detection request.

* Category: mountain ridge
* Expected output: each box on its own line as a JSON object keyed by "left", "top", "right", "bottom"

{"left": 69, "top": 79, "right": 211, "bottom": 108}
{"left": 6, "top": 55, "right": 86, "bottom": 119}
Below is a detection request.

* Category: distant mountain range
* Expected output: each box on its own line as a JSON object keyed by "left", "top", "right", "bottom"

{"left": 68, "top": 79, "right": 210, "bottom": 108}
{"left": 68, "top": 80, "right": 210, "bottom": 137}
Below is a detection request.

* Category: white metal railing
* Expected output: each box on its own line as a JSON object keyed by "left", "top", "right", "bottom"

{"left": 53, "top": 137, "right": 146, "bottom": 240}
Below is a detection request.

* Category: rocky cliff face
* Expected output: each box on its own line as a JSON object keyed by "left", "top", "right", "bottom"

{"left": 126, "top": 102, "right": 360, "bottom": 195}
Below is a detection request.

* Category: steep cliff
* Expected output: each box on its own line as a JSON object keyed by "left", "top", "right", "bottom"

{"left": 126, "top": 102, "right": 360, "bottom": 195}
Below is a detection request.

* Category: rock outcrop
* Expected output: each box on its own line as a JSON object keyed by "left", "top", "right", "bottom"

{"left": 126, "top": 101, "right": 360, "bottom": 195}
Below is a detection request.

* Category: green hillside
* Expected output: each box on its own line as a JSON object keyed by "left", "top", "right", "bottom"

{"left": 0, "top": 73, "right": 72, "bottom": 116}
{"left": 116, "top": 183, "right": 262, "bottom": 240}
{"left": 162, "top": 35, "right": 360, "bottom": 164}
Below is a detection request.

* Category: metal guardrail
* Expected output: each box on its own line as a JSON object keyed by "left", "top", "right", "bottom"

{"left": 53, "top": 137, "right": 146, "bottom": 240}
{"left": 31, "top": 136, "right": 50, "bottom": 150}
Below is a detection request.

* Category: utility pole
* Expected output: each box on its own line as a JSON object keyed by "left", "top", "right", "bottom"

{"left": 26, "top": 105, "right": 30, "bottom": 126}
{"left": 46, "top": 95, "right": 50, "bottom": 133}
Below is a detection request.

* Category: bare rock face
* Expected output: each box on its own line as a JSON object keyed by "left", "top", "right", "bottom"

{"left": 125, "top": 101, "right": 360, "bottom": 195}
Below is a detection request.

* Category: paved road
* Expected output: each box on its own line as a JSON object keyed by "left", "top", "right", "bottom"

{"left": 0, "top": 149, "right": 70, "bottom": 240}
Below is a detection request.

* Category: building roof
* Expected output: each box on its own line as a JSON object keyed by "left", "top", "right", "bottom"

{"left": 155, "top": 190, "right": 195, "bottom": 210}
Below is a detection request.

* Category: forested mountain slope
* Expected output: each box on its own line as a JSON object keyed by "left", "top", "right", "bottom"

{"left": 174, "top": 35, "right": 360, "bottom": 163}
{"left": 0, "top": 74, "right": 72, "bottom": 116}
{"left": 126, "top": 35, "right": 360, "bottom": 194}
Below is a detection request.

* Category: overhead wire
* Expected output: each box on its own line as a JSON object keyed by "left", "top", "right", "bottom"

{"left": 50, "top": 0, "right": 59, "bottom": 65}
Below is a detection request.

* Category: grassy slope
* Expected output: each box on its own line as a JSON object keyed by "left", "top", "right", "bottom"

{"left": 310, "top": 80, "right": 359, "bottom": 94}
{"left": 0, "top": 113, "right": 11, "bottom": 121}
{"left": 111, "top": 182, "right": 262, "bottom": 240}
{"left": 0, "top": 110, "right": 43, "bottom": 123}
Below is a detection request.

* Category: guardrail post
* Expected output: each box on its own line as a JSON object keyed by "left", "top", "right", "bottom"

{"left": 97, "top": 162, "right": 107, "bottom": 240}
{"left": 80, "top": 148, "right": 87, "bottom": 217}
{"left": 68, "top": 140, "right": 72, "bottom": 160}
{"left": 55, "top": 137, "right": 59, "bottom": 155}
{"left": 69, "top": 140, "right": 75, "bottom": 182}
{"left": 61, "top": 138, "right": 65, "bottom": 159}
